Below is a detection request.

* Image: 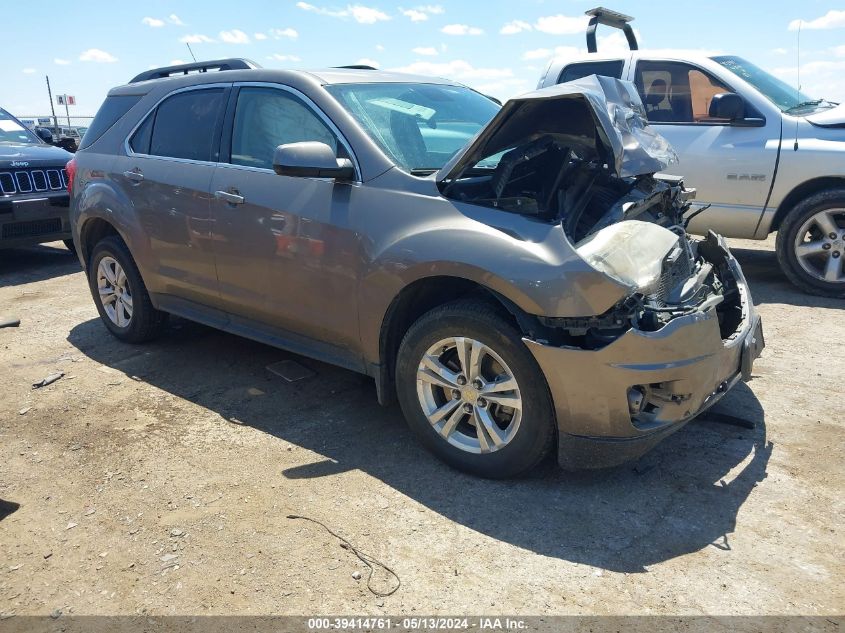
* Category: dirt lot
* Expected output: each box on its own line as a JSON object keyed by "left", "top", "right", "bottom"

{"left": 0, "top": 237, "right": 842, "bottom": 617}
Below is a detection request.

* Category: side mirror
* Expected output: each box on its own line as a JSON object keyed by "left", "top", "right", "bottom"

{"left": 35, "top": 127, "right": 54, "bottom": 144}
{"left": 709, "top": 92, "right": 745, "bottom": 120}
{"left": 272, "top": 142, "right": 354, "bottom": 181}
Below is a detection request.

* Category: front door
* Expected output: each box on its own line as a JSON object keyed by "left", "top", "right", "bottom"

{"left": 209, "top": 84, "right": 362, "bottom": 356}
{"left": 632, "top": 60, "right": 780, "bottom": 238}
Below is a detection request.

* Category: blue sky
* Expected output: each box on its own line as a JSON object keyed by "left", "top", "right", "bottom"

{"left": 3, "top": 0, "right": 844, "bottom": 118}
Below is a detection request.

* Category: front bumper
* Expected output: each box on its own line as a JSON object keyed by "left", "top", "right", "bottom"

{"left": 525, "top": 237, "right": 764, "bottom": 470}
{"left": 0, "top": 192, "right": 71, "bottom": 248}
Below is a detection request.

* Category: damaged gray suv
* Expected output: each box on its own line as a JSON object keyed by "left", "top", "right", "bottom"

{"left": 69, "top": 59, "right": 764, "bottom": 477}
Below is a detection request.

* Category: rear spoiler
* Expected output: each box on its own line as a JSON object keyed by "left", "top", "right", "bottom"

{"left": 585, "top": 7, "right": 638, "bottom": 53}
{"left": 129, "top": 58, "right": 261, "bottom": 84}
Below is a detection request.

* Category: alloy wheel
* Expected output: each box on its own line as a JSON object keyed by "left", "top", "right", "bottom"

{"left": 415, "top": 336, "right": 523, "bottom": 454}
{"left": 97, "top": 256, "right": 133, "bottom": 327}
{"left": 793, "top": 208, "right": 845, "bottom": 284}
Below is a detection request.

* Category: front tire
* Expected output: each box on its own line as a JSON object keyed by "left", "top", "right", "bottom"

{"left": 395, "top": 299, "right": 555, "bottom": 478}
{"left": 776, "top": 189, "right": 845, "bottom": 298}
{"left": 88, "top": 236, "right": 167, "bottom": 343}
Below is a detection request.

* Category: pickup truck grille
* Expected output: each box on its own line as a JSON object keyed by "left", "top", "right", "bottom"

{"left": 0, "top": 168, "right": 68, "bottom": 195}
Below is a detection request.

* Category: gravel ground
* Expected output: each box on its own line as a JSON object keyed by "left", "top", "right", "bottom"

{"left": 0, "top": 237, "right": 842, "bottom": 617}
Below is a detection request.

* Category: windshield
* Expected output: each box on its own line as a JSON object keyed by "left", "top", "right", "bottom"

{"left": 325, "top": 83, "right": 500, "bottom": 173}
{"left": 0, "top": 109, "right": 41, "bottom": 144}
{"left": 711, "top": 55, "right": 830, "bottom": 113}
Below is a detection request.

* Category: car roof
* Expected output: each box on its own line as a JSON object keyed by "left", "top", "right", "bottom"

{"left": 111, "top": 65, "right": 462, "bottom": 97}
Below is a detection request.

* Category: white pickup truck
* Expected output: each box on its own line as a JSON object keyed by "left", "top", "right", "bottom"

{"left": 538, "top": 7, "right": 845, "bottom": 297}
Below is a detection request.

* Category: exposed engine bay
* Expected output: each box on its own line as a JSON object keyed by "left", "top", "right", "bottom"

{"left": 437, "top": 80, "right": 744, "bottom": 349}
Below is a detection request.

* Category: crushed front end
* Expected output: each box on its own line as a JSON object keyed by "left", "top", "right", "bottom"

{"left": 525, "top": 224, "right": 764, "bottom": 469}
{"left": 437, "top": 74, "right": 764, "bottom": 468}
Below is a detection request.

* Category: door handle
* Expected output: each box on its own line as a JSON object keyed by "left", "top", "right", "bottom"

{"left": 214, "top": 190, "right": 245, "bottom": 205}
{"left": 123, "top": 169, "right": 144, "bottom": 183}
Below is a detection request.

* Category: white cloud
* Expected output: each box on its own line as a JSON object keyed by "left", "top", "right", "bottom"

{"left": 348, "top": 5, "right": 390, "bottom": 23}
{"left": 268, "top": 53, "right": 303, "bottom": 62}
{"left": 534, "top": 13, "right": 587, "bottom": 35}
{"left": 772, "top": 59, "right": 845, "bottom": 102}
{"left": 180, "top": 33, "right": 215, "bottom": 44}
{"left": 400, "top": 5, "right": 442, "bottom": 21}
{"left": 169, "top": 14, "right": 184, "bottom": 26}
{"left": 254, "top": 32, "right": 268, "bottom": 40}
{"left": 356, "top": 58, "right": 380, "bottom": 68}
{"left": 500, "top": 20, "right": 532, "bottom": 35}
{"left": 170, "top": 59, "right": 186, "bottom": 65}
{"left": 220, "top": 29, "right": 250, "bottom": 44}
{"left": 833, "top": 45, "right": 845, "bottom": 57}
{"left": 376, "top": 44, "right": 385, "bottom": 51}
{"left": 270, "top": 27, "right": 299, "bottom": 38}
{"left": 788, "top": 10, "right": 845, "bottom": 31}
{"left": 412, "top": 46, "right": 438, "bottom": 56}
{"left": 79, "top": 48, "right": 118, "bottom": 63}
{"left": 402, "top": 9, "right": 427, "bottom": 21}
{"left": 22, "top": 68, "right": 36, "bottom": 74}
{"left": 54, "top": 58, "right": 71, "bottom": 66}
{"left": 441, "top": 24, "right": 483, "bottom": 36}
{"left": 296, "top": 2, "right": 390, "bottom": 23}
{"left": 142, "top": 17, "right": 165, "bottom": 27}
{"left": 772, "top": 47, "right": 789, "bottom": 55}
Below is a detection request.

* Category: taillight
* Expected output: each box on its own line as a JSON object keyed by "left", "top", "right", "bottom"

{"left": 66, "top": 158, "right": 77, "bottom": 195}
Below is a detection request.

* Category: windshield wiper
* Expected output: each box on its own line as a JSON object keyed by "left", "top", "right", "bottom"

{"left": 410, "top": 168, "right": 439, "bottom": 176}
{"left": 786, "top": 99, "right": 825, "bottom": 113}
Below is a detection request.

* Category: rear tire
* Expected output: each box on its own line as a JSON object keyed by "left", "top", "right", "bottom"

{"left": 395, "top": 299, "right": 555, "bottom": 478}
{"left": 776, "top": 188, "right": 845, "bottom": 298}
{"left": 88, "top": 236, "right": 167, "bottom": 343}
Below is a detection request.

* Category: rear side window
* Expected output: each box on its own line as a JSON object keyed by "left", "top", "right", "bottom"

{"left": 147, "top": 88, "right": 225, "bottom": 161}
{"left": 558, "top": 60, "right": 624, "bottom": 84}
{"left": 79, "top": 95, "right": 141, "bottom": 150}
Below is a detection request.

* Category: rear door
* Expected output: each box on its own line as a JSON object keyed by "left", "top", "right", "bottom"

{"left": 115, "top": 85, "right": 227, "bottom": 304}
{"left": 631, "top": 59, "right": 779, "bottom": 238}
{"left": 208, "top": 83, "right": 362, "bottom": 356}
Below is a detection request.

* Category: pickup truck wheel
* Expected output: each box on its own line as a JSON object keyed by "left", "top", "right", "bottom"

{"left": 776, "top": 189, "right": 845, "bottom": 298}
{"left": 395, "top": 300, "right": 555, "bottom": 478}
{"left": 88, "top": 236, "right": 167, "bottom": 343}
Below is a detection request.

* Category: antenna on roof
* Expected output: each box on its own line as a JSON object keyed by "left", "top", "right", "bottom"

{"left": 186, "top": 42, "right": 197, "bottom": 62}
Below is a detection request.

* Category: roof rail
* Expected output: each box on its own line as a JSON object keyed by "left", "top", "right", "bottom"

{"left": 584, "top": 7, "right": 638, "bottom": 53}
{"left": 333, "top": 65, "right": 378, "bottom": 70}
{"left": 129, "top": 58, "right": 261, "bottom": 84}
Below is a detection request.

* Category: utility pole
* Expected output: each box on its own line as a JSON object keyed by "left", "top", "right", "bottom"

{"left": 64, "top": 99, "right": 71, "bottom": 127}
{"left": 45, "top": 75, "right": 59, "bottom": 135}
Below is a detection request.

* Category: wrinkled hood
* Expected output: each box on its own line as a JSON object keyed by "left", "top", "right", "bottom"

{"left": 805, "top": 103, "right": 845, "bottom": 128}
{"left": 437, "top": 75, "right": 677, "bottom": 183}
{"left": 0, "top": 141, "right": 73, "bottom": 167}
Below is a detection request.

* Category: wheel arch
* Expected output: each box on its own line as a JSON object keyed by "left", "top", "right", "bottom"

{"left": 770, "top": 177, "right": 845, "bottom": 232}
{"left": 79, "top": 216, "right": 124, "bottom": 266}
{"left": 375, "top": 275, "right": 538, "bottom": 405}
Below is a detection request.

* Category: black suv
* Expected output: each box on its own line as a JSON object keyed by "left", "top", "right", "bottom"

{"left": 0, "top": 107, "right": 73, "bottom": 250}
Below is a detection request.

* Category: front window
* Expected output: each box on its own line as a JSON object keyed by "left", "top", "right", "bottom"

{"left": 634, "top": 61, "right": 734, "bottom": 124}
{"left": 325, "top": 83, "right": 500, "bottom": 174}
{"left": 712, "top": 55, "right": 832, "bottom": 113}
{"left": 0, "top": 109, "right": 40, "bottom": 144}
